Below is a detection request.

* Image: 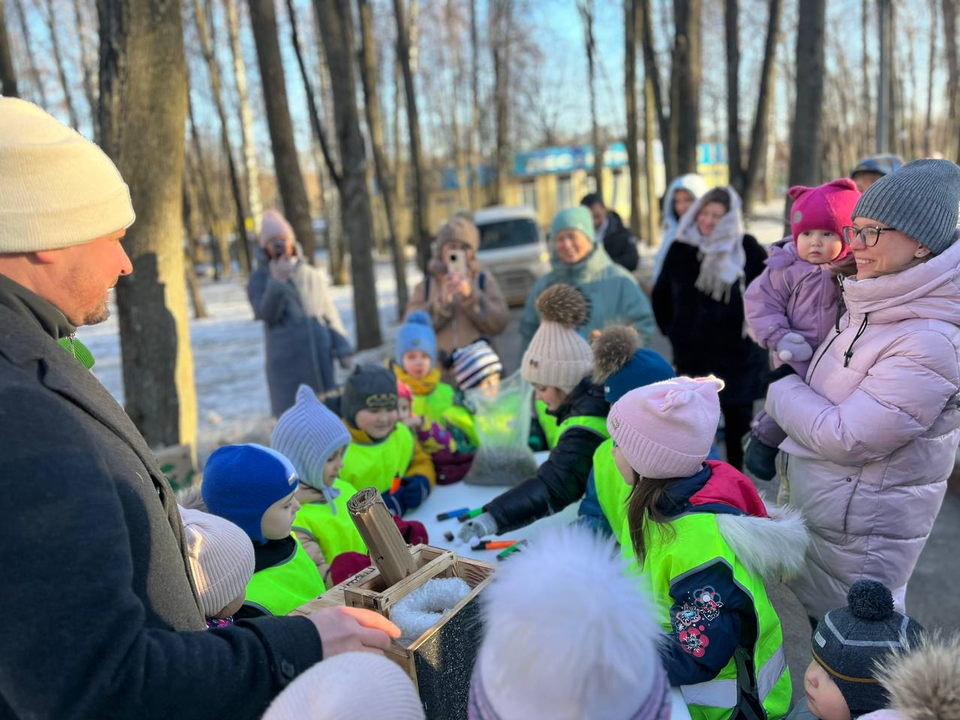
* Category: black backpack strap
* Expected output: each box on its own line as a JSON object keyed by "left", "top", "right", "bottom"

{"left": 478, "top": 271, "right": 486, "bottom": 292}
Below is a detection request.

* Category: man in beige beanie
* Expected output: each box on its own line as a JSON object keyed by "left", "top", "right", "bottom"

{"left": 0, "top": 98, "right": 399, "bottom": 720}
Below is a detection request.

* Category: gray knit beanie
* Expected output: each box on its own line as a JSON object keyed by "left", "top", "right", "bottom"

{"left": 852, "top": 158, "right": 960, "bottom": 255}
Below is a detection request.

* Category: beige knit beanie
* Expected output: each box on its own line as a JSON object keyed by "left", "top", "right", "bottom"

{"left": 179, "top": 507, "right": 256, "bottom": 617}
{"left": 262, "top": 652, "right": 425, "bottom": 720}
{"left": 0, "top": 98, "right": 136, "bottom": 253}
{"left": 521, "top": 284, "right": 593, "bottom": 392}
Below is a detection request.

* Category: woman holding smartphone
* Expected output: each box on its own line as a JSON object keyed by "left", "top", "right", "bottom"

{"left": 405, "top": 215, "right": 510, "bottom": 374}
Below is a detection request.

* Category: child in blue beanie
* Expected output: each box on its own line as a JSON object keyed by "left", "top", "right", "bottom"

{"left": 201, "top": 443, "right": 325, "bottom": 617}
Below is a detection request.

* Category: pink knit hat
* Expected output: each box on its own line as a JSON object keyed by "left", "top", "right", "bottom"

{"left": 607, "top": 376, "right": 723, "bottom": 480}
{"left": 788, "top": 178, "right": 861, "bottom": 261}
{"left": 259, "top": 209, "right": 295, "bottom": 248}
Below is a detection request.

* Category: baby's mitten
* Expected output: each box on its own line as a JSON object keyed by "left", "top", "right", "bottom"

{"left": 776, "top": 332, "right": 813, "bottom": 362}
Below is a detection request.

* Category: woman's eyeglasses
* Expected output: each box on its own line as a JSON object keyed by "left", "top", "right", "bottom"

{"left": 842, "top": 225, "right": 896, "bottom": 247}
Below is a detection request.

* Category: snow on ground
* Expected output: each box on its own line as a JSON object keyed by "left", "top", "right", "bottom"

{"left": 78, "top": 253, "right": 423, "bottom": 462}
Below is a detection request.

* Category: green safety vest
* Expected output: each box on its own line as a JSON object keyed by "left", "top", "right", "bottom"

{"left": 413, "top": 382, "right": 480, "bottom": 448}
{"left": 621, "top": 513, "right": 791, "bottom": 720}
{"left": 292, "top": 478, "right": 367, "bottom": 562}
{"left": 536, "top": 400, "right": 609, "bottom": 450}
{"left": 536, "top": 400, "right": 561, "bottom": 450}
{"left": 244, "top": 536, "right": 326, "bottom": 617}
{"left": 591, "top": 437, "right": 631, "bottom": 546}
{"left": 340, "top": 423, "right": 415, "bottom": 494}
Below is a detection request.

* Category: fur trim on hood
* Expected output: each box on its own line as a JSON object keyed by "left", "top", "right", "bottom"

{"left": 177, "top": 485, "right": 207, "bottom": 512}
{"left": 715, "top": 503, "right": 810, "bottom": 579}
{"left": 874, "top": 632, "right": 960, "bottom": 720}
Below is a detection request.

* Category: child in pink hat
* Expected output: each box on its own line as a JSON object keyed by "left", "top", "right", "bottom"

{"left": 607, "top": 376, "right": 809, "bottom": 720}
{"left": 742, "top": 178, "right": 861, "bottom": 480}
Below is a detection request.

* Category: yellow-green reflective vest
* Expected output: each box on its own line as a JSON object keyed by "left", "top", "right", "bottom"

{"left": 292, "top": 478, "right": 367, "bottom": 562}
{"left": 244, "top": 536, "right": 326, "bottom": 616}
{"left": 537, "top": 401, "right": 608, "bottom": 450}
{"left": 621, "top": 513, "right": 791, "bottom": 720}
{"left": 592, "top": 438, "right": 631, "bottom": 546}
{"left": 413, "top": 383, "right": 480, "bottom": 447}
{"left": 536, "top": 399, "right": 561, "bottom": 450}
{"left": 340, "top": 423, "right": 415, "bottom": 494}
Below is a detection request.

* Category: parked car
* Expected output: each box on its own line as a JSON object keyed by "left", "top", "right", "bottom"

{"left": 473, "top": 205, "right": 550, "bottom": 307}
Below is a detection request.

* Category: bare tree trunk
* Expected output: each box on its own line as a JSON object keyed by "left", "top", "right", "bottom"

{"left": 313, "top": 0, "right": 382, "bottom": 350}
{"left": 0, "top": 0, "right": 17, "bottom": 97}
{"left": 186, "top": 97, "right": 230, "bottom": 280}
{"left": 670, "top": 0, "right": 701, "bottom": 175}
{"left": 491, "top": 0, "right": 510, "bottom": 205}
{"left": 192, "top": 0, "right": 252, "bottom": 275}
{"left": 640, "top": 0, "right": 671, "bottom": 181}
{"left": 625, "top": 0, "right": 642, "bottom": 238}
{"left": 10, "top": 0, "right": 46, "bottom": 105}
{"left": 247, "top": 0, "right": 317, "bottom": 262}
{"left": 862, "top": 0, "right": 872, "bottom": 157}
{"left": 741, "top": 0, "right": 781, "bottom": 215}
{"left": 785, "top": 0, "right": 825, "bottom": 227}
{"left": 944, "top": 0, "right": 959, "bottom": 158}
{"left": 580, "top": 0, "right": 603, "bottom": 199}
{"left": 643, "top": 54, "right": 659, "bottom": 246}
{"left": 181, "top": 181, "right": 209, "bottom": 320}
{"left": 469, "top": 0, "right": 481, "bottom": 209}
{"left": 927, "top": 0, "right": 939, "bottom": 156}
{"left": 393, "top": 0, "right": 431, "bottom": 272}
{"left": 98, "top": 0, "right": 197, "bottom": 452}
{"left": 71, "top": 0, "right": 97, "bottom": 137}
{"left": 43, "top": 0, "right": 80, "bottom": 129}
{"left": 357, "top": 0, "right": 407, "bottom": 317}
{"left": 724, "top": 0, "right": 743, "bottom": 193}
{"left": 877, "top": 0, "right": 894, "bottom": 154}
{"left": 225, "top": 0, "right": 263, "bottom": 235}
{"left": 446, "top": 0, "right": 469, "bottom": 211}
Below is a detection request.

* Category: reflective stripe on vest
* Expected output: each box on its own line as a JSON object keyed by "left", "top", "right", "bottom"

{"left": 591, "top": 438, "right": 630, "bottom": 545}
{"left": 557, "top": 413, "right": 610, "bottom": 440}
{"left": 536, "top": 400, "right": 561, "bottom": 450}
{"left": 292, "top": 479, "right": 367, "bottom": 561}
{"left": 244, "top": 536, "right": 326, "bottom": 616}
{"left": 621, "top": 512, "right": 792, "bottom": 720}
{"left": 340, "top": 423, "right": 415, "bottom": 494}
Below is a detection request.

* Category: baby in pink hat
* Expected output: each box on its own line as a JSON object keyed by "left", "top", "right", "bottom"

{"left": 742, "top": 178, "right": 861, "bottom": 480}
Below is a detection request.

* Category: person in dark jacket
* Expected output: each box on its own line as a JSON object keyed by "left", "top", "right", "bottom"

{"left": 0, "top": 98, "right": 397, "bottom": 720}
{"left": 581, "top": 192, "right": 640, "bottom": 272}
{"left": 458, "top": 284, "right": 609, "bottom": 540}
{"left": 651, "top": 186, "right": 768, "bottom": 471}
{"left": 248, "top": 209, "right": 353, "bottom": 417}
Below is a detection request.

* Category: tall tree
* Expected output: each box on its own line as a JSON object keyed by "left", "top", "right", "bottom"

{"left": 225, "top": 0, "right": 263, "bottom": 235}
{"left": 640, "top": 0, "right": 670, "bottom": 180}
{"left": 10, "top": 0, "right": 46, "bottom": 105}
{"left": 192, "top": 0, "right": 252, "bottom": 275}
{"left": 42, "top": 0, "right": 80, "bottom": 129}
{"left": 98, "top": 0, "right": 198, "bottom": 451}
{"left": 469, "top": 0, "right": 481, "bottom": 208}
{"left": 927, "top": 0, "right": 939, "bottom": 157}
{"left": 393, "top": 0, "right": 431, "bottom": 271}
{"left": 313, "top": 0, "right": 382, "bottom": 350}
{"left": 579, "top": 0, "right": 603, "bottom": 199}
{"left": 625, "top": 0, "right": 642, "bottom": 237}
{"left": 669, "top": 0, "right": 701, "bottom": 174}
{"left": 724, "top": 0, "right": 743, "bottom": 193}
{"left": 0, "top": 0, "right": 17, "bottom": 97}
{"left": 357, "top": 0, "right": 407, "bottom": 316}
{"left": 187, "top": 95, "right": 231, "bottom": 279}
{"left": 247, "top": 0, "right": 317, "bottom": 261}
{"left": 643, "top": 44, "right": 659, "bottom": 246}
{"left": 786, "top": 0, "right": 826, "bottom": 225}
{"left": 490, "top": 0, "right": 511, "bottom": 204}
{"left": 181, "top": 179, "right": 209, "bottom": 320}
{"left": 72, "top": 0, "right": 97, "bottom": 135}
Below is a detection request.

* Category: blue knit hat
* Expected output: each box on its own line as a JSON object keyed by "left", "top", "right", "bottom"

{"left": 592, "top": 326, "right": 675, "bottom": 403}
{"left": 852, "top": 158, "right": 960, "bottom": 255}
{"left": 201, "top": 444, "right": 300, "bottom": 544}
{"left": 550, "top": 206, "right": 596, "bottom": 245}
{"left": 272, "top": 385, "right": 351, "bottom": 502}
{"left": 397, "top": 310, "right": 437, "bottom": 364}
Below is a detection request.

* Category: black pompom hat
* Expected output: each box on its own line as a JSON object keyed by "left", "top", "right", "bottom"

{"left": 811, "top": 580, "right": 924, "bottom": 716}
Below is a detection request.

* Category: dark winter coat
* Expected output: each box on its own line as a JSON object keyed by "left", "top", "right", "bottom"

{"left": 651, "top": 235, "right": 769, "bottom": 404}
{"left": 484, "top": 377, "right": 609, "bottom": 533}
{"left": 248, "top": 247, "right": 352, "bottom": 417}
{"left": 0, "top": 276, "right": 322, "bottom": 720}
{"left": 599, "top": 210, "right": 639, "bottom": 273}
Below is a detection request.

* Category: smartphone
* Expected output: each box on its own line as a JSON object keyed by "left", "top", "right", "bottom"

{"left": 271, "top": 238, "right": 288, "bottom": 258}
{"left": 447, "top": 250, "right": 468, "bottom": 277}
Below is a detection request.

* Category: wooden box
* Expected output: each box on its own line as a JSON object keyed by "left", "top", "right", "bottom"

{"left": 294, "top": 544, "right": 495, "bottom": 720}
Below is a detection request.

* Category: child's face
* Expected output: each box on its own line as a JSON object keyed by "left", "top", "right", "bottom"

{"left": 803, "top": 661, "right": 851, "bottom": 720}
{"left": 612, "top": 444, "right": 638, "bottom": 486}
{"left": 260, "top": 489, "right": 301, "bottom": 541}
{"left": 797, "top": 230, "right": 843, "bottom": 264}
{"left": 322, "top": 446, "right": 346, "bottom": 485}
{"left": 535, "top": 385, "right": 567, "bottom": 412}
{"left": 402, "top": 350, "right": 432, "bottom": 379}
{"left": 354, "top": 407, "right": 399, "bottom": 439}
{"left": 478, "top": 373, "right": 501, "bottom": 394}
{"left": 216, "top": 591, "right": 246, "bottom": 619}
{"left": 673, "top": 189, "right": 695, "bottom": 219}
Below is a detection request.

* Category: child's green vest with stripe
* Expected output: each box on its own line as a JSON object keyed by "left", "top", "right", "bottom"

{"left": 292, "top": 478, "right": 367, "bottom": 562}
{"left": 536, "top": 400, "right": 609, "bottom": 450}
{"left": 413, "top": 382, "right": 480, "bottom": 448}
{"left": 621, "top": 514, "right": 791, "bottom": 720}
{"left": 340, "top": 423, "right": 415, "bottom": 494}
{"left": 244, "top": 536, "right": 326, "bottom": 616}
{"left": 591, "top": 438, "right": 631, "bottom": 545}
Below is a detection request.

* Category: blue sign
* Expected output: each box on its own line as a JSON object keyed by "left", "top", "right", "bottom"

{"left": 513, "top": 143, "right": 630, "bottom": 177}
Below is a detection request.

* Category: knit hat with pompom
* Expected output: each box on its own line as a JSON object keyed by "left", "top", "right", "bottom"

{"left": 521, "top": 284, "right": 592, "bottom": 393}
{"left": 592, "top": 326, "right": 675, "bottom": 404}
{"left": 812, "top": 580, "right": 924, "bottom": 716}
{"left": 398, "top": 310, "right": 438, "bottom": 364}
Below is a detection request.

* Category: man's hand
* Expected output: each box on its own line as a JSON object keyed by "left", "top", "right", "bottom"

{"left": 307, "top": 606, "right": 400, "bottom": 658}
{"left": 269, "top": 255, "right": 297, "bottom": 283}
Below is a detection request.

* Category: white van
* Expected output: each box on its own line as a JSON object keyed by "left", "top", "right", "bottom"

{"left": 473, "top": 206, "right": 551, "bottom": 307}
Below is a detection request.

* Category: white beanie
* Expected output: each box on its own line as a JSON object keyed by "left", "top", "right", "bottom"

{"left": 262, "top": 652, "right": 425, "bottom": 720}
{"left": 469, "top": 525, "right": 670, "bottom": 720}
{"left": 179, "top": 507, "right": 256, "bottom": 618}
{"left": 521, "top": 284, "right": 593, "bottom": 392}
{"left": 0, "top": 98, "right": 135, "bottom": 252}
